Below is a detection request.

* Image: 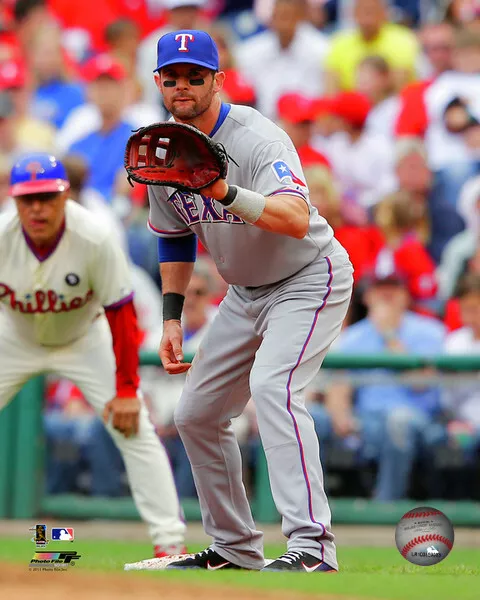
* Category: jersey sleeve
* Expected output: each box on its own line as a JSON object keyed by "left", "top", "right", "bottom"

{"left": 250, "top": 141, "right": 309, "bottom": 203}
{"left": 91, "top": 234, "right": 134, "bottom": 308}
{"left": 147, "top": 185, "right": 192, "bottom": 238}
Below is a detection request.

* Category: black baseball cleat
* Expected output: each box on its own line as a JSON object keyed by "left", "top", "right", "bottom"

{"left": 262, "top": 551, "right": 337, "bottom": 573}
{"left": 167, "top": 547, "right": 244, "bottom": 570}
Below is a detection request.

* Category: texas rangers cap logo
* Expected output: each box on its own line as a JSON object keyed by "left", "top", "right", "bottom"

{"left": 175, "top": 33, "right": 194, "bottom": 52}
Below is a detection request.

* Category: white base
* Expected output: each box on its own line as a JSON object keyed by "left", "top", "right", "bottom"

{"left": 124, "top": 554, "right": 274, "bottom": 571}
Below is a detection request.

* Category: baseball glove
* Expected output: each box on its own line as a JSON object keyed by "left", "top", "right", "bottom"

{"left": 124, "top": 122, "right": 231, "bottom": 192}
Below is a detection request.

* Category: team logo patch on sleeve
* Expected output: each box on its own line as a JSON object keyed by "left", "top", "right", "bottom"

{"left": 271, "top": 160, "right": 305, "bottom": 186}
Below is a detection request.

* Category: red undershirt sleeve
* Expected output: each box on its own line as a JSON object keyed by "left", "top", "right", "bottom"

{"left": 104, "top": 299, "right": 140, "bottom": 398}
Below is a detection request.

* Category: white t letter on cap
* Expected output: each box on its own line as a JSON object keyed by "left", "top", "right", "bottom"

{"left": 175, "top": 33, "right": 194, "bottom": 52}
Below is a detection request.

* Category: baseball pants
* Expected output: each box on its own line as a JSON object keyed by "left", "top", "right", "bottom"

{"left": 174, "top": 239, "right": 354, "bottom": 570}
{"left": 0, "top": 314, "right": 185, "bottom": 548}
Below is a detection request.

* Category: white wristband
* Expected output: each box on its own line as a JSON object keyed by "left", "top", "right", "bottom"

{"left": 220, "top": 185, "right": 266, "bottom": 224}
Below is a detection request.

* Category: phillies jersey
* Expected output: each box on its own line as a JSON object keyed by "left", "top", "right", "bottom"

{"left": 148, "top": 104, "right": 334, "bottom": 287}
{"left": 0, "top": 200, "right": 132, "bottom": 346}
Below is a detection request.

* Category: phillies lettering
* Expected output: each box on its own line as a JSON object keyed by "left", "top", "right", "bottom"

{"left": 0, "top": 284, "right": 94, "bottom": 314}
{"left": 170, "top": 192, "right": 244, "bottom": 225}
{"left": 175, "top": 33, "right": 194, "bottom": 52}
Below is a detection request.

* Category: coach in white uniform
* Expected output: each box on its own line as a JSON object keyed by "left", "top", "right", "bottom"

{"left": 0, "top": 153, "right": 186, "bottom": 558}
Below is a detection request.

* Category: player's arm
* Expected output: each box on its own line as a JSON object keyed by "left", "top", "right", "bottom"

{"left": 91, "top": 235, "right": 142, "bottom": 437}
{"left": 146, "top": 186, "right": 197, "bottom": 373}
{"left": 200, "top": 180, "right": 309, "bottom": 239}
{"left": 104, "top": 298, "right": 141, "bottom": 437}
{"left": 158, "top": 235, "right": 196, "bottom": 375}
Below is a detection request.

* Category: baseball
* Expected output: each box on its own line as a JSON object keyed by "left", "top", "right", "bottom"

{"left": 395, "top": 506, "right": 454, "bottom": 566}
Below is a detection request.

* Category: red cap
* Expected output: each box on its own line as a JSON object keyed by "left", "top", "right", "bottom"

{"left": 82, "top": 54, "right": 127, "bottom": 83}
{"left": 0, "top": 59, "right": 27, "bottom": 90}
{"left": 329, "top": 92, "right": 371, "bottom": 128}
{"left": 277, "top": 93, "right": 316, "bottom": 124}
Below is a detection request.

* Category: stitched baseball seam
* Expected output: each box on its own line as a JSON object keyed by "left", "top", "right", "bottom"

{"left": 403, "top": 510, "right": 443, "bottom": 519}
{"left": 401, "top": 534, "right": 453, "bottom": 558}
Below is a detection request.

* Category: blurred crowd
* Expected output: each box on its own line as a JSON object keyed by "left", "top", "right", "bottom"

{"left": 1, "top": 0, "right": 480, "bottom": 503}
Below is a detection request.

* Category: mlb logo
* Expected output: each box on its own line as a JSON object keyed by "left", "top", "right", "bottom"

{"left": 51, "top": 527, "right": 74, "bottom": 541}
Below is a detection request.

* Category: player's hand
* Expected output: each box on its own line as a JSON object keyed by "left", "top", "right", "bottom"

{"left": 103, "top": 396, "right": 140, "bottom": 438}
{"left": 199, "top": 178, "right": 229, "bottom": 201}
{"left": 159, "top": 320, "right": 192, "bottom": 375}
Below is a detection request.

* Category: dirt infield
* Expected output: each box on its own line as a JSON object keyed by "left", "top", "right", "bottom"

{"left": 0, "top": 563, "right": 363, "bottom": 600}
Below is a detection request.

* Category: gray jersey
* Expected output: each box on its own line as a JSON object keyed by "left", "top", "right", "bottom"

{"left": 148, "top": 104, "right": 334, "bottom": 287}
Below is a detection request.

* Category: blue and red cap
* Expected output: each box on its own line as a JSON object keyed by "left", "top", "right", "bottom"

{"left": 9, "top": 153, "right": 70, "bottom": 197}
{"left": 155, "top": 30, "right": 219, "bottom": 72}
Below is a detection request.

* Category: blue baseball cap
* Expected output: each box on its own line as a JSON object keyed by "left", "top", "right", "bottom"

{"left": 155, "top": 30, "right": 219, "bottom": 73}
{"left": 10, "top": 153, "right": 70, "bottom": 196}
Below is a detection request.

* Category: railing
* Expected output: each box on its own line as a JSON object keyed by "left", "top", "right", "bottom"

{"left": 1, "top": 353, "right": 480, "bottom": 525}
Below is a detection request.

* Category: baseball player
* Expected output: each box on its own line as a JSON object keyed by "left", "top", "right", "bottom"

{"left": 146, "top": 31, "right": 354, "bottom": 572}
{"left": 0, "top": 152, "right": 186, "bottom": 558}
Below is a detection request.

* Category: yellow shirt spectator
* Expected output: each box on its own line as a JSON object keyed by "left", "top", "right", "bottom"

{"left": 326, "top": 23, "right": 419, "bottom": 91}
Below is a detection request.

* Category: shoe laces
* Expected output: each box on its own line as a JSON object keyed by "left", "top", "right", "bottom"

{"left": 277, "top": 550, "right": 305, "bottom": 564}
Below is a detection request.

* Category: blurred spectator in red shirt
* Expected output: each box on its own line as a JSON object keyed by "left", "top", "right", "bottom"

{"left": 396, "top": 29, "right": 480, "bottom": 207}
{"left": 304, "top": 165, "right": 382, "bottom": 281}
{"left": 49, "top": 0, "right": 165, "bottom": 58}
{"left": 356, "top": 55, "right": 400, "bottom": 142}
{"left": 277, "top": 92, "right": 331, "bottom": 169}
{"left": 395, "top": 22, "right": 455, "bottom": 156}
{"left": 373, "top": 190, "right": 438, "bottom": 306}
{"left": 207, "top": 24, "right": 256, "bottom": 107}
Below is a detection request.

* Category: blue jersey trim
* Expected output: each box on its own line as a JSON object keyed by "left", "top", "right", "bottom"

{"left": 209, "top": 103, "right": 231, "bottom": 137}
{"left": 157, "top": 234, "right": 197, "bottom": 263}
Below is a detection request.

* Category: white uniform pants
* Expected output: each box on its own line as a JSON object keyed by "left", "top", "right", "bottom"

{"left": 0, "top": 314, "right": 185, "bottom": 547}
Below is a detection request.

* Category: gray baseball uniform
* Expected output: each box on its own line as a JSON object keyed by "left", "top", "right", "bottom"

{"left": 148, "top": 103, "right": 354, "bottom": 570}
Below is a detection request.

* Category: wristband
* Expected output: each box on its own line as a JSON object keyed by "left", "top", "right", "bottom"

{"left": 218, "top": 185, "right": 237, "bottom": 206}
{"left": 217, "top": 185, "right": 265, "bottom": 224}
{"left": 163, "top": 292, "right": 184, "bottom": 322}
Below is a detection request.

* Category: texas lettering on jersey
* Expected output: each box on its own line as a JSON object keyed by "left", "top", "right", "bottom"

{"left": 0, "top": 283, "right": 94, "bottom": 314}
{"left": 169, "top": 191, "right": 244, "bottom": 226}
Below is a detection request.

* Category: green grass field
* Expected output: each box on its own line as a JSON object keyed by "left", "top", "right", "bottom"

{"left": 0, "top": 537, "right": 478, "bottom": 599}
